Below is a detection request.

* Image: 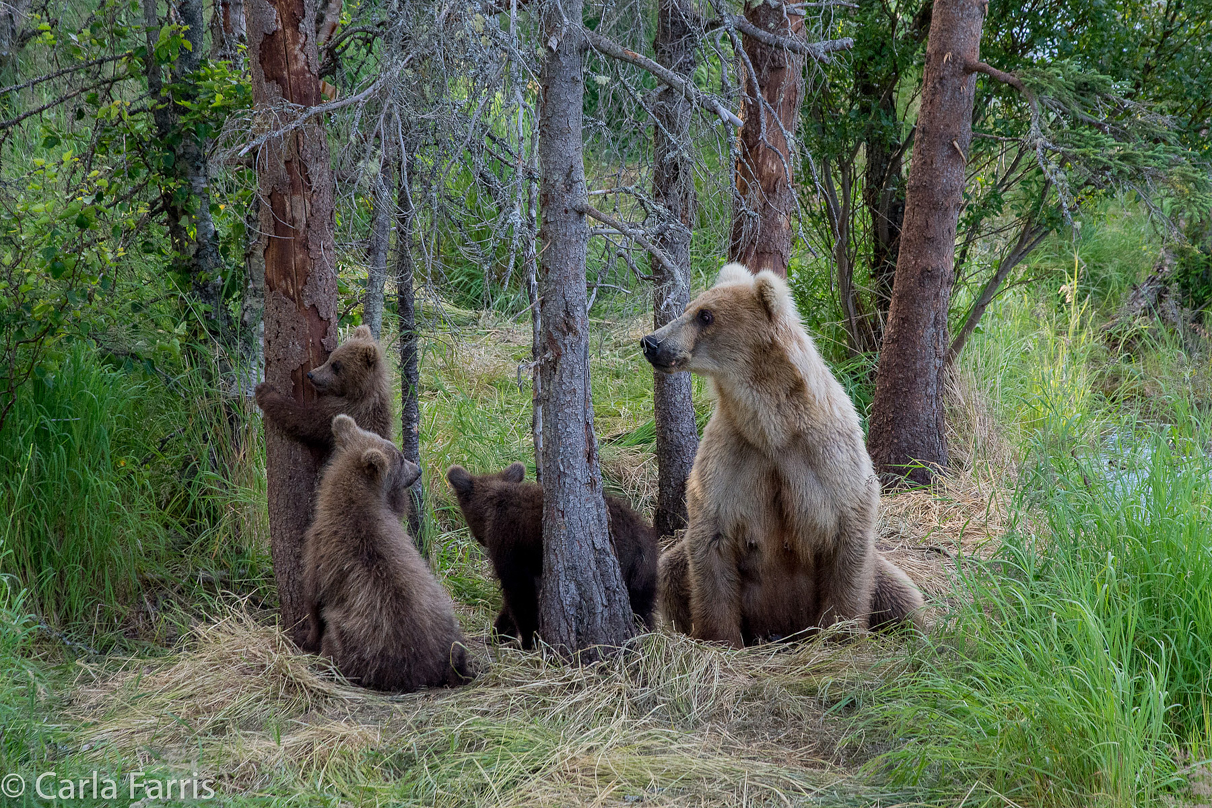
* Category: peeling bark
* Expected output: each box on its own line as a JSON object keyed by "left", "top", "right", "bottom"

{"left": 729, "top": 2, "right": 806, "bottom": 278}
{"left": 248, "top": 0, "right": 340, "bottom": 644}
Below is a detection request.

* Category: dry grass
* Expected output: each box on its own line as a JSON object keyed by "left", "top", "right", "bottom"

{"left": 70, "top": 608, "right": 915, "bottom": 804}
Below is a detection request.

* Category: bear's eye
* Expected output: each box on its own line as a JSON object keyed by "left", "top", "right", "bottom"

{"left": 697, "top": 309, "right": 714, "bottom": 327}
{"left": 331, "top": 361, "right": 342, "bottom": 374}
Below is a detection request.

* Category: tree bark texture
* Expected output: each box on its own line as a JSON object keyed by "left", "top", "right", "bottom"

{"left": 867, "top": 0, "right": 985, "bottom": 487}
{"left": 394, "top": 152, "right": 424, "bottom": 544}
{"left": 729, "top": 2, "right": 805, "bottom": 278}
{"left": 535, "top": 0, "right": 634, "bottom": 657}
{"left": 248, "top": 0, "right": 340, "bottom": 643}
{"left": 650, "top": 0, "right": 699, "bottom": 539}
{"left": 364, "top": 154, "right": 393, "bottom": 339}
{"left": 212, "top": 0, "right": 248, "bottom": 61}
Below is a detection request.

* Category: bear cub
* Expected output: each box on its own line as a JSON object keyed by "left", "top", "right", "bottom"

{"left": 303, "top": 414, "right": 473, "bottom": 691}
{"left": 445, "top": 463, "right": 658, "bottom": 648}
{"left": 256, "top": 325, "right": 392, "bottom": 453}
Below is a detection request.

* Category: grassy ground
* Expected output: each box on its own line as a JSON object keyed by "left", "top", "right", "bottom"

{"left": 1, "top": 205, "right": 1210, "bottom": 806}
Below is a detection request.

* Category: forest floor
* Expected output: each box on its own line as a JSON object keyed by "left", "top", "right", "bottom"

{"left": 59, "top": 315, "right": 1016, "bottom": 807}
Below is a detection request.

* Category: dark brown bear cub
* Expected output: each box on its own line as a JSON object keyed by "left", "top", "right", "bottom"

{"left": 303, "top": 414, "right": 473, "bottom": 691}
{"left": 255, "top": 325, "right": 392, "bottom": 453}
{"left": 445, "top": 463, "right": 658, "bottom": 649}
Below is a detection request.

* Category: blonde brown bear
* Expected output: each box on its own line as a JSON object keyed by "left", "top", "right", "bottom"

{"left": 641, "top": 264, "right": 923, "bottom": 645}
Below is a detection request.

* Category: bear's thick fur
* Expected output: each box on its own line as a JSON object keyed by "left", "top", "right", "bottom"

{"left": 642, "top": 263, "right": 924, "bottom": 645}
{"left": 255, "top": 325, "right": 392, "bottom": 453}
{"left": 657, "top": 536, "right": 924, "bottom": 635}
{"left": 445, "top": 463, "right": 658, "bottom": 648}
{"left": 302, "top": 414, "right": 473, "bottom": 691}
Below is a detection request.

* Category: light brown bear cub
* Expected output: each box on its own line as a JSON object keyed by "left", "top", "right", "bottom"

{"left": 641, "top": 263, "right": 924, "bottom": 645}
{"left": 255, "top": 325, "right": 392, "bottom": 453}
{"left": 445, "top": 463, "right": 658, "bottom": 649}
{"left": 303, "top": 414, "right": 473, "bottom": 691}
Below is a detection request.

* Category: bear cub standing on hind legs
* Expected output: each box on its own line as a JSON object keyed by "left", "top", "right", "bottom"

{"left": 255, "top": 325, "right": 392, "bottom": 453}
{"left": 303, "top": 414, "right": 474, "bottom": 691}
{"left": 642, "top": 263, "right": 924, "bottom": 645}
{"left": 445, "top": 463, "right": 658, "bottom": 649}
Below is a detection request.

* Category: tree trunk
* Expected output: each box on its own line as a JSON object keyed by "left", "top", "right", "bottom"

{"left": 364, "top": 154, "right": 393, "bottom": 339}
{"left": 867, "top": 0, "right": 985, "bottom": 487}
{"left": 238, "top": 194, "right": 266, "bottom": 395}
{"left": 729, "top": 2, "right": 805, "bottom": 278}
{"left": 535, "top": 0, "right": 634, "bottom": 657}
{"left": 524, "top": 172, "right": 543, "bottom": 484}
{"left": 394, "top": 151, "right": 425, "bottom": 545}
{"left": 650, "top": 0, "right": 699, "bottom": 539}
{"left": 247, "top": 0, "right": 340, "bottom": 644}
{"left": 212, "top": 0, "right": 247, "bottom": 61}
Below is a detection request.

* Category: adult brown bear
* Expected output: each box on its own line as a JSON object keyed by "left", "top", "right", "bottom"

{"left": 303, "top": 415, "right": 473, "bottom": 691}
{"left": 641, "top": 264, "right": 924, "bottom": 645}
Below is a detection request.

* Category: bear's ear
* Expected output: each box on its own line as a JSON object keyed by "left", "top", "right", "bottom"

{"left": 446, "top": 465, "right": 474, "bottom": 494}
{"left": 753, "top": 270, "right": 793, "bottom": 321}
{"left": 352, "top": 343, "right": 379, "bottom": 367}
{"left": 502, "top": 462, "right": 525, "bottom": 483}
{"left": 362, "top": 448, "right": 389, "bottom": 482}
{"left": 399, "top": 459, "right": 422, "bottom": 489}
{"left": 332, "top": 414, "right": 358, "bottom": 446}
{"left": 352, "top": 325, "right": 374, "bottom": 342}
{"left": 714, "top": 262, "right": 752, "bottom": 287}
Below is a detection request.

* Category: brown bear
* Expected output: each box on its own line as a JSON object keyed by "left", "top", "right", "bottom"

{"left": 255, "top": 325, "right": 392, "bottom": 453}
{"left": 302, "top": 414, "right": 473, "bottom": 691}
{"left": 445, "top": 462, "right": 658, "bottom": 648}
{"left": 641, "top": 263, "right": 924, "bottom": 645}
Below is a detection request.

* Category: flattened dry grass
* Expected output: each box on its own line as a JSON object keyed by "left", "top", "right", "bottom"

{"left": 70, "top": 608, "right": 918, "bottom": 805}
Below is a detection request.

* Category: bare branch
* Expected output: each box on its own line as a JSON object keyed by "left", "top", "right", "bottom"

{"left": 583, "top": 27, "right": 743, "bottom": 128}
{"left": 575, "top": 202, "right": 679, "bottom": 277}
{"left": 0, "top": 53, "right": 130, "bottom": 96}
{"left": 716, "top": 15, "right": 853, "bottom": 63}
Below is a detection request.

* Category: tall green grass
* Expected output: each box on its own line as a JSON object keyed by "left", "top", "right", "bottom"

{"left": 0, "top": 345, "right": 272, "bottom": 640}
{"left": 861, "top": 228, "right": 1212, "bottom": 805}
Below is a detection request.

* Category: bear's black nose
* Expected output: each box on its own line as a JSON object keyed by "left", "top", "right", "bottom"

{"left": 306, "top": 371, "right": 314, "bottom": 380}
{"left": 640, "top": 335, "right": 660, "bottom": 361}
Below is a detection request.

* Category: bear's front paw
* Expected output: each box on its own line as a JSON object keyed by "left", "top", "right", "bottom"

{"left": 254, "top": 382, "right": 278, "bottom": 406}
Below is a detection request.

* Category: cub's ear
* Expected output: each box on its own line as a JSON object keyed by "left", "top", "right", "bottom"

{"left": 399, "top": 458, "right": 422, "bottom": 489}
{"left": 362, "top": 448, "right": 389, "bottom": 482}
{"left": 446, "top": 465, "right": 474, "bottom": 495}
{"left": 352, "top": 325, "right": 374, "bottom": 342}
{"left": 753, "top": 270, "right": 794, "bottom": 321}
{"left": 352, "top": 342, "right": 379, "bottom": 367}
{"left": 714, "top": 262, "right": 752, "bottom": 287}
{"left": 502, "top": 462, "right": 525, "bottom": 483}
{"left": 332, "top": 414, "right": 358, "bottom": 446}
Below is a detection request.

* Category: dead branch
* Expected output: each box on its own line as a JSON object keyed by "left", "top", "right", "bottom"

{"left": 575, "top": 202, "right": 679, "bottom": 277}
{"left": 714, "top": 15, "right": 853, "bottom": 63}
{"left": 583, "top": 27, "right": 743, "bottom": 128}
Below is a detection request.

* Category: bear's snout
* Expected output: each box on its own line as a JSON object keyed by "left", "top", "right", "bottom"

{"left": 640, "top": 335, "right": 661, "bottom": 362}
{"left": 641, "top": 332, "right": 687, "bottom": 372}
